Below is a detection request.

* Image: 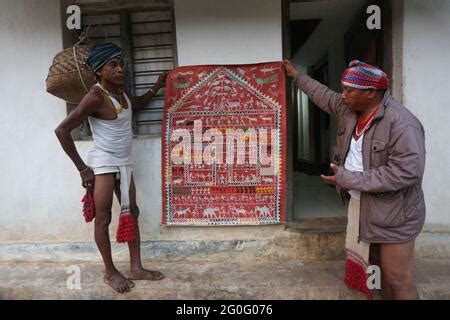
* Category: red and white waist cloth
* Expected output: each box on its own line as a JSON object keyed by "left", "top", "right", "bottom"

{"left": 343, "top": 130, "right": 373, "bottom": 298}
{"left": 344, "top": 198, "right": 372, "bottom": 299}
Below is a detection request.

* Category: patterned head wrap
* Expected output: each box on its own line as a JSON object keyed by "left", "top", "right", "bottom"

{"left": 341, "top": 60, "right": 389, "bottom": 90}
{"left": 85, "top": 42, "right": 123, "bottom": 72}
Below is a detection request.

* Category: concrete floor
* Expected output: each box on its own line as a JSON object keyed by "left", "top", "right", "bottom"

{"left": 293, "top": 172, "right": 347, "bottom": 219}
{"left": 1, "top": 258, "right": 450, "bottom": 300}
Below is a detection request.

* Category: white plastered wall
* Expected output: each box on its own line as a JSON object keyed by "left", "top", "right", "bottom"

{"left": 0, "top": 0, "right": 284, "bottom": 243}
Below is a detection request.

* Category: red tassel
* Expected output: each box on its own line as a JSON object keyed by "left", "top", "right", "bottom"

{"left": 344, "top": 257, "right": 373, "bottom": 300}
{"left": 81, "top": 190, "right": 96, "bottom": 223}
{"left": 116, "top": 210, "right": 136, "bottom": 243}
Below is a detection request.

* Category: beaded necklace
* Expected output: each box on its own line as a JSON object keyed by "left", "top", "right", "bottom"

{"left": 97, "top": 83, "right": 127, "bottom": 114}
{"left": 354, "top": 106, "right": 379, "bottom": 140}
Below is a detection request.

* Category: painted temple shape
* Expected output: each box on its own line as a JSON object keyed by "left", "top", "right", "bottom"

{"left": 163, "top": 64, "right": 285, "bottom": 225}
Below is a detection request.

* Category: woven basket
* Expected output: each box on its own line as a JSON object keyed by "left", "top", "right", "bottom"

{"left": 46, "top": 45, "right": 97, "bottom": 104}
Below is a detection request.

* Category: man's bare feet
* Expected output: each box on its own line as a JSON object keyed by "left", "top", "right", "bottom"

{"left": 104, "top": 270, "right": 135, "bottom": 293}
{"left": 130, "top": 267, "right": 164, "bottom": 281}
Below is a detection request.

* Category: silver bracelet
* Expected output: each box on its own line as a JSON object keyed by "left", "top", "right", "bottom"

{"left": 79, "top": 166, "right": 90, "bottom": 174}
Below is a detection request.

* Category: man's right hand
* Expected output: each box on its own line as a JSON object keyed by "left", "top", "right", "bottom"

{"left": 282, "top": 60, "right": 301, "bottom": 78}
{"left": 80, "top": 167, "right": 95, "bottom": 191}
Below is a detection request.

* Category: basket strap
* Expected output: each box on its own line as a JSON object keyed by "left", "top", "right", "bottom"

{"left": 72, "top": 25, "right": 92, "bottom": 95}
{"left": 73, "top": 44, "right": 89, "bottom": 94}
{"left": 75, "top": 25, "right": 91, "bottom": 46}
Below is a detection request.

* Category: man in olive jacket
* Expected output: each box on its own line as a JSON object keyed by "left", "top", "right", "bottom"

{"left": 283, "top": 60, "right": 426, "bottom": 300}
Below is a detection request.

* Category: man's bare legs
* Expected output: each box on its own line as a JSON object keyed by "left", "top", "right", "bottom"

{"left": 380, "top": 240, "right": 419, "bottom": 300}
{"left": 94, "top": 174, "right": 135, "bottom": 293}
{"left": 114, "top": 175, "right": 164, "bottom": 281}
{"left": 370, "top": 244, "right": 393, "bottom": 299}
{"left": 369, "top": 241, "right": 419, "bottom": 300}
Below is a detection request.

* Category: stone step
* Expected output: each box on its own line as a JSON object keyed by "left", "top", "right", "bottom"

{"left": 2, "top": 229, "right": 450, "bottom": 264}
{"left": 1, "top": 258, "right": 450, "bottom": 300}
{"left": 0, "top": 223, "right": 347, "bottom": 263}
{"left": 2, "top": 216, "right": 449, "bottom": 263}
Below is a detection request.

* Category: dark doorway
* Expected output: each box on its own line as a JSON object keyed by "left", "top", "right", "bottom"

{"left": 286, "top": 0, "right": 391, "bottom": 220}
{"left": 293, "top": 58, "right": 331, "bottom": 176}
{"left": 344, "top": 0, "right": 386, "bottom": 68}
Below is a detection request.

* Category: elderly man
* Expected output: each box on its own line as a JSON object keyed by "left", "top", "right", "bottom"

{"left": 283, "top": 60, "right": 426, "bottom": 300}
{"left": 55, "top": 43, "right": 167, "bottom": 293}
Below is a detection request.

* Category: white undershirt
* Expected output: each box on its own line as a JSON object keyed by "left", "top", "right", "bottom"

{"left": 87, "top": 85, "right": 133, "bottom": 167}
{"left": 344, "top": 134, "right": 364, "bottom": 200}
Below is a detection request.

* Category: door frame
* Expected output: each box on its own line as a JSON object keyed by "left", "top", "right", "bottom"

{"left": 281, "top": 0, "right": 399, "bottom": 222}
